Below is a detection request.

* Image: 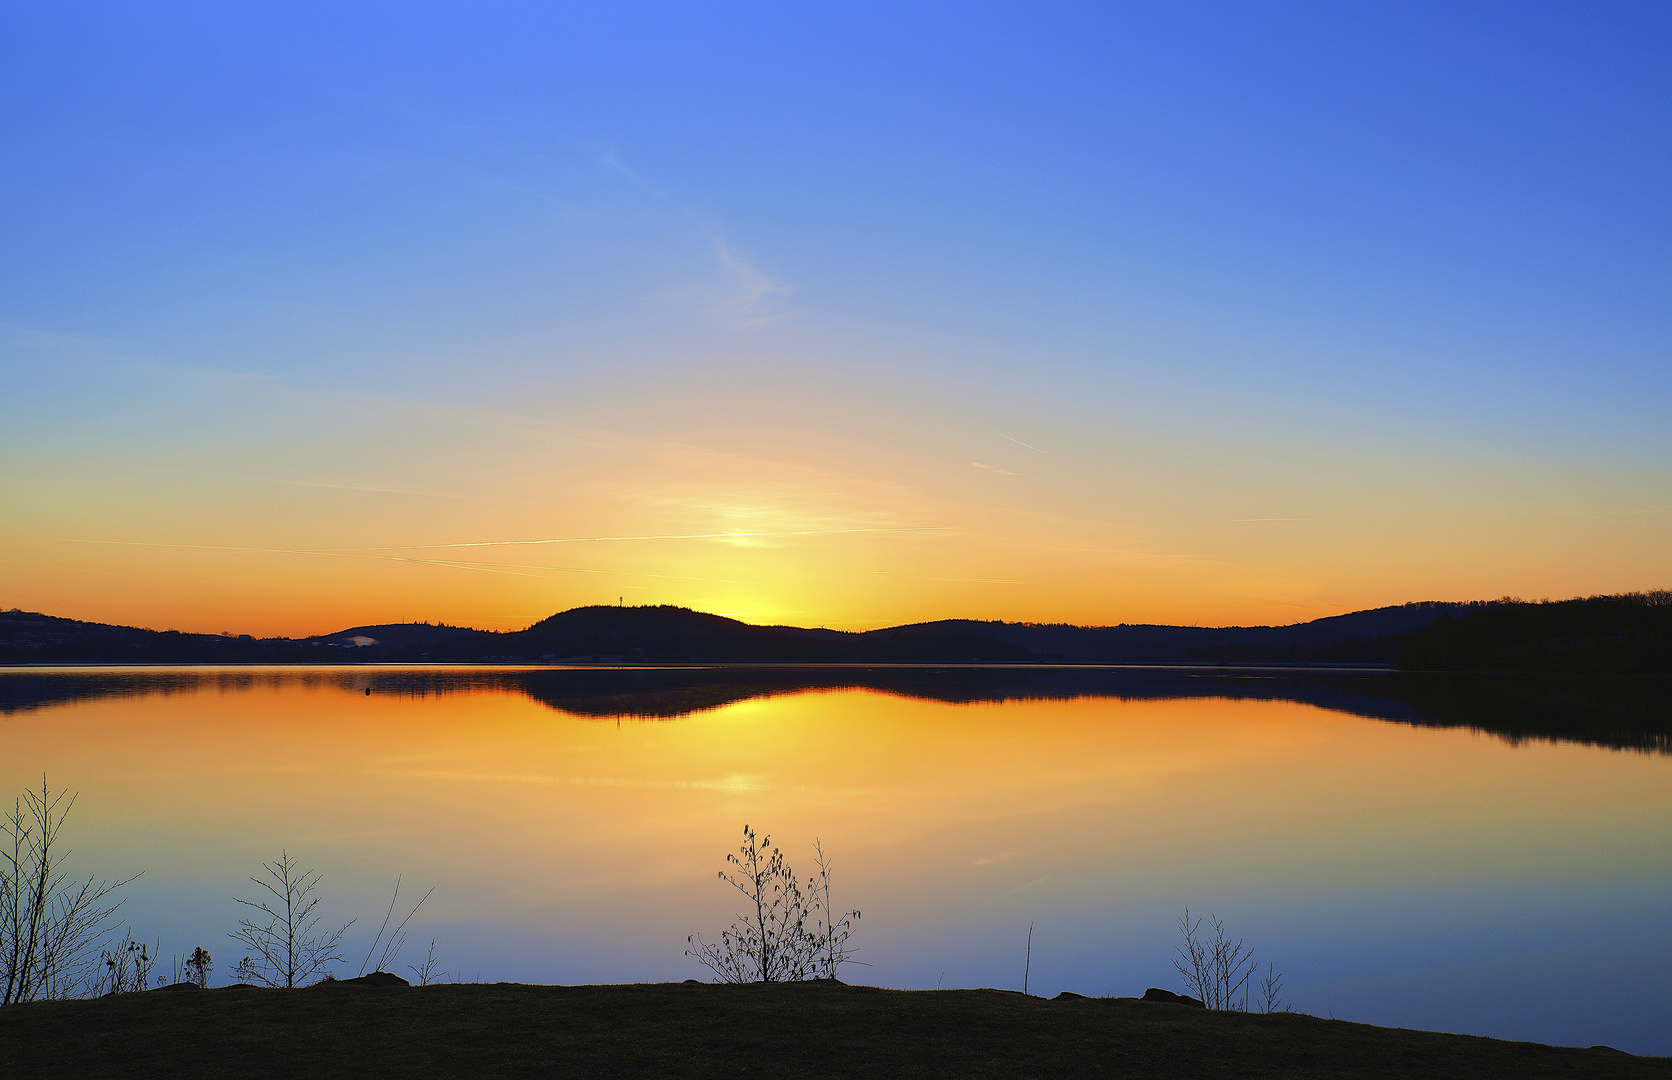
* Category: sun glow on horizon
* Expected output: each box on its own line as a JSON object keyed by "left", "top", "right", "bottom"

{"left": 3, "top": 6, "right": 1669, "bottom": 636}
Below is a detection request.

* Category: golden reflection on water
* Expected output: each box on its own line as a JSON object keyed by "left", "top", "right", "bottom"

{"left": 1, "top": 668, "right": 1670, "bottom": 1052}
{"left": 4, "top": 675, "right": 1666, "bottom": 913}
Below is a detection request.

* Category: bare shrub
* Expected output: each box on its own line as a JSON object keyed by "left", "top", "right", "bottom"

{"left": 358, "top": 875, "right": 434, "bottom": 976}
{"left": 807, "top": 839, "right": 861, "bottom": 980}
{"left": 97, "top": 931, "right": 156, "bottom": 994}
{"left": 230, "top": 851, "right": 353, "bottom": 987}
{"left": 1258, "top": 961, "right": 1286, "bottom": 1014}
{"left": 408, "top": 939, "right": 445, "bottom": 986}
{"left": 687, "top": 825, "right": 811, "bottom": 982}
{"left": 687, "top": 826, "right": 862, "bottom": 983}
{"left": 1, "top": 777, "right": 139, "bottom": 1004}
{"left": 174, "top": 946, "right": 213, "bottom": 988}
{"left": 1173, "top": 907, "right": 1257, "bottom": 1011}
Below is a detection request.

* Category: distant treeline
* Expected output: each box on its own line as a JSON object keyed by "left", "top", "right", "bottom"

{"left": 0, "top": 602, "right": 1468, "bottom": 667}
{"left": 2, "top": 593, "right": 1670, "bottom": 673}
{"left": 1396, "top": 592, "right": 1672, "bottom": 674}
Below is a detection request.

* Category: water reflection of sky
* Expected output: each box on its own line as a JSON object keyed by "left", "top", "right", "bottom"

{"left": 2, "top": 669, "right": 1668, "bottom": 1054}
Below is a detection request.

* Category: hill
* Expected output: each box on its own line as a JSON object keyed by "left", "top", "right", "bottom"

{"left": 0, "top": 980, "right": 1663, "bottom": 1080}
{"left": 3, "top": 594, "right": 1666, "bottom": 670}
{"left": 0, "top": 602, "right": 1468, "bottom": 666}
{"left": 1397, "top": 592, "right": 1672, "bottom": 674}
{"left": 906, "top": 602, "right": 1473, "bottom": 664}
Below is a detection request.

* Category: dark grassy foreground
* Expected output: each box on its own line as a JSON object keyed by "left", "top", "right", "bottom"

{"left": 1, "top": 981, "right": 1666, "bottom": 1080}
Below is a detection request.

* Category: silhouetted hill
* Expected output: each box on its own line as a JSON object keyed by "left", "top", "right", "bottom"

{"left": 900, "top": 602, "right": 1475, "bottom": 664}
{"left": 0, "top": 605, "right": 1040, "bottom": 665}
{"left": 508, "top": 605, "right": 1037, "bottom": 663}
{"left": 4, "top": 981, "right": 1668, "bottom": 1080}
{"left": 5, "top": 596, "right": 1661, "bottom": 669}
{"left": 1397, "top": 592, "right": 1672, "bottom": 673}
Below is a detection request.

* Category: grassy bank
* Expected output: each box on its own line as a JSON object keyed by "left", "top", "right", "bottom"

{"left": 1, "top": 981, "right": 1666, "bottom": 1079}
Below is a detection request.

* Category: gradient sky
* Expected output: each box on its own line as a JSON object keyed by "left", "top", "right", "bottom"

{"left": 3, "top": 2, "right": 1669, "bottom": 635}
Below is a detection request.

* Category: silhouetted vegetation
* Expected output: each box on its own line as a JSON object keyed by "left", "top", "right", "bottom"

{"left": 176, "top": 946, "right": 213, "bottom": 989}
{"left": 408, "top": 939, "right": 445, "bottom": 987}
{"left": 231, "top": 852, "right": 354, "bottom": 989}
{"left": 1, "top": 777, "right": 139, "bottom": 1004}
{"left": 1172, "top": 908, "right": 1284, "bottom": 1013}
{"left": 687, "top": 826, "right": 860, "bottom": 983}
{"left": 97, "top": 931, "right": 157, "bottom": 995}
{"left": 1397, "top": 592, "right": 1672, "bottom": 674}
{"left": 358, "top": 876, "right": 434, "bottom": 979}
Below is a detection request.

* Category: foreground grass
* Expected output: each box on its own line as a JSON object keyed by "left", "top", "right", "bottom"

{"left": 1, "top": 981, "right": 1666, "bottom": 1079}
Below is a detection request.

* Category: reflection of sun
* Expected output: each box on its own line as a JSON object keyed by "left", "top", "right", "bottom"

{"left": 709, "top": 774, "right": 764, "bottom": 796}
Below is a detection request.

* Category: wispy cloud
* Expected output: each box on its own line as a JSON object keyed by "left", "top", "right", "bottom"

{"left": 706, "top": 239, "right": 792, "bottom": 329}
{"left": 970, "top": 461, "right": 1017, "bottom": 476}
{"left": 263, "top": 478, "right": 476, "bottom": 500}
{"left": 371, "top": 526, "right": 947, "bottom": 551}
{"left": 594, "top": 146, "right": 650, "bottom": 190}
{"left": 61, "top": 538, "right": 545, "bottom": 578}
{"left": 59, "top": 538, "right": 769, "bottom": 588}
{"left": 931, "top": 577, "right": 1041, "bottom": 586}
{"left": 0, "top": 558, "right": 120, "bottom": 576}
{"left": 580, "top": 149, "right": 792, "bottom": 330}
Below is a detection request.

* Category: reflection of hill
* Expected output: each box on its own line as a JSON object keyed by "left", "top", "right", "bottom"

{"left": 2, "top": 666, "right": 1666, "bottom": 754}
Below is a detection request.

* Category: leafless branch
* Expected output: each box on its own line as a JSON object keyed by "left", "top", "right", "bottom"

{"left": 230, "top": 851, "right": 353, "bottom": 988}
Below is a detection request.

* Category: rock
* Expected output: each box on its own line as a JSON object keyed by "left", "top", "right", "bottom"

{"left": 1053, "top": 991, "right": 1085, "bottom": 1001}
{"left": 336, "top": 971, "right": 411, "bottom": 987}
{"left": 1142, "top": 988, "right": 1205, "bottom": 1008}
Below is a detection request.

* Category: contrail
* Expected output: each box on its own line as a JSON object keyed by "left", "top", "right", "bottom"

{"left": 1500, "top": 509, "right": 1672, "bottom": 516}
{"left": 992, "top": 432, "right": 1047, "bottom": 454}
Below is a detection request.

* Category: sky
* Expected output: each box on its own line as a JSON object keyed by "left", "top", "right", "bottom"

{"left": 2, "top": 1, "right": 1669, "bottom": 635}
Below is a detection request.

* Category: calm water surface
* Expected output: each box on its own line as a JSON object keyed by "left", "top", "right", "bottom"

{"left": 3, "top": 666, "right": 1669, "bottom": 1053}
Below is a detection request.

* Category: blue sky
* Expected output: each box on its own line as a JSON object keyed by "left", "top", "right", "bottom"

{"left": 3, "top": 2, "right": 1669, "bottom": 632}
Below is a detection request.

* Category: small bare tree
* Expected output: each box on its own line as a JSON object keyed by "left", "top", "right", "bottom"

{"left": 408, "top": 939, "right": 445, "bottom": 986}
{"left": 687, "top": 825, "right": 817, "bottom": 983}
{"left": 1257, "top": 961, "right": 1286, "bottom": 1014}
{"left": 1, "top": 777, "right": 139, "bottom": 1005}
{"left": 807, "top": 839, "right": 861, "bottom": 980}
{"left": 230, "top": 851, "right": 353, "bottom": 988}
{"left": 1173, "top": 907, "right": 1256, "bottom": 1011}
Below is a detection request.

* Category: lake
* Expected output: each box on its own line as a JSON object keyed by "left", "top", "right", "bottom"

{"left": 2, "top": 665, "right": 1668, "bottom": 1053}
